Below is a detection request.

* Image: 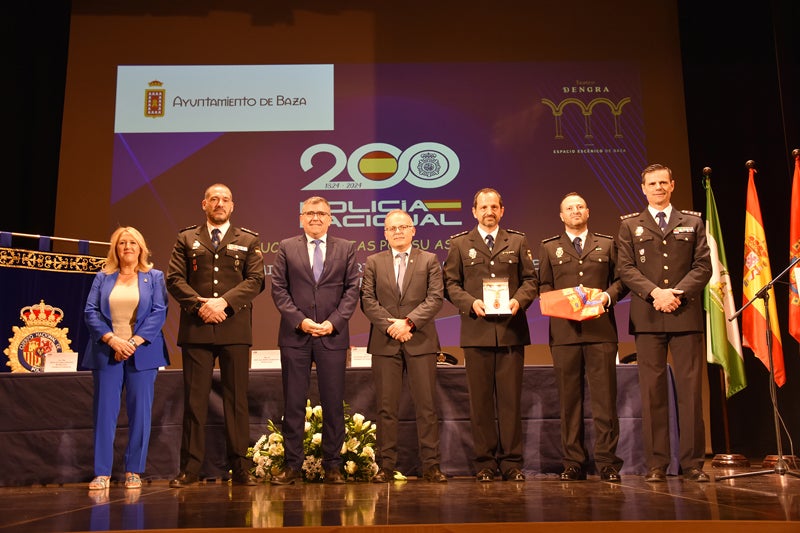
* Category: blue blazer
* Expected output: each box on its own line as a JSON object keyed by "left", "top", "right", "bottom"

{"left": 82, "top": 269, "right": 170, "bottom": 370}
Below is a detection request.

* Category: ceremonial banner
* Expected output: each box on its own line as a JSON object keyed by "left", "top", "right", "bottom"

{"left": 742, "top": 168, "right": 785, "bottom": 386}
{"left": 789, "top": 153, "right": 800, "bottom": 342}
{"left": 703, "top": 176, "right": 746, "bottom": 397}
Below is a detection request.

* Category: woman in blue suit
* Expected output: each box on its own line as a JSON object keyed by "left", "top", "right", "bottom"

{"left": 83, "top": 226, "right": 169, "bottom": 490}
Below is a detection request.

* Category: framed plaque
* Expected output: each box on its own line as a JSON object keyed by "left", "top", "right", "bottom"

{"left": 483, "top": 277, "right": 511, "bottom": 315}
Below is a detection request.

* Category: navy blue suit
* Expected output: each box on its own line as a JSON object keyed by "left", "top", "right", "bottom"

{"left": 271, "top": 234, "right": 360, "bottom": 471}
{"left": 83, "top": 269, "right": 169, "bottom": 476}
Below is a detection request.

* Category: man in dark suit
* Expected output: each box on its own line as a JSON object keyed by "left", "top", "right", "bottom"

{"left": 616, "top": 164, "right": 712, "bottom": 483}
{"left": 360, "top": 209, "right": 447, "bottom": 483}
{"left": 539, "top": 192, "right": 627, "bottom": 483}
{"left": 443, "top": 188, "right": 538, "bottom": 482}
{"left": 166, "top": 183, "right": 265, "bottom": 487}
{"left": 270, "top": 196, "right": 360, "bottom": 485}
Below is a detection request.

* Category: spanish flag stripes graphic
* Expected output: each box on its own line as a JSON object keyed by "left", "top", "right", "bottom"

{"left": 422, "top": 200, "right": 462, "bottom": 211}
{"left": 358, "top": 151, "right": 398, "bottom": 181}
{"left": 742, "top": 167, "right": 785, "bottom": 386}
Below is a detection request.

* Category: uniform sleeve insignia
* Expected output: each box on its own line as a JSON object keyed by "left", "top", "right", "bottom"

{"left": 541, "top": 235, "right": 560, "bottom": 243}
{"left": 680, "top": 209, "right": 702, "bottom": 218}
{"left": 240, "top": 226, "right": 260, "bottom": 236}
{"left": 179, "top": 224, "right": 198, "bottom": 233}
{"left": 619, "top": 212, "right": 640, "bottom": 220}
{"left": 449, "top": 230, "right": 469, "bottom": 239}
{"left": 506, "top": 229, "right": 526, "bottom": 235}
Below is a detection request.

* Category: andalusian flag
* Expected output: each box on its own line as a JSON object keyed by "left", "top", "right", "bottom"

{"left": 703, "top": 176, "right": 746, "bottom": 397}
{"left": 742, "top": 167, "right": 785, "bottom": 386}
{"left": 788, "top": 152, "right": 800, "bottom": 342}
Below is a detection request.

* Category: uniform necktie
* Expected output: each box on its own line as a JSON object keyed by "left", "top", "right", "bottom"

{"left": 396, "top": 252, "right": 407, "bottom": 294}
{"left": 485, "top": 234, "right": 494, "bottom": 251}
{"left": 656, "top": 211, "right": 667, "bottom": 233}
{"left": 211, "top": 228, "right": 221, "bottom": 249}
{"left": 312, "top": 239, "right": 323, "bottom": 282}
{"left": 573, "top": 236, "right": 582, "bottom": 255}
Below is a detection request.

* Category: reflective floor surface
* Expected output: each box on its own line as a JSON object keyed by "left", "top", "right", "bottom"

{"left": 1, "top": 467, "right": 798, "bottom": 533}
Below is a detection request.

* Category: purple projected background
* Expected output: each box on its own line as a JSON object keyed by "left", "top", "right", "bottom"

{"left": 110, "top": 62, "right": 644, "bottom": 352}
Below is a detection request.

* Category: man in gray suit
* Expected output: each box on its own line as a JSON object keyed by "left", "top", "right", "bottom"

{"left": 360, "top": 209, "right": 447, "bottom": 483}
{"left": 443, "top": 188, "right": 538, "bottom": 482}
{"left": 270, "top": 196, "right": 361, "bottom": 485}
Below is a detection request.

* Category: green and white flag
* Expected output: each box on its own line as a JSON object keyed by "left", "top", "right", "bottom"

{"left": 703, "top": 176, "right": 747, "bottom": 397}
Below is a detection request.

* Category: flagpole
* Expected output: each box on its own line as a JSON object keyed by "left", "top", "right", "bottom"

{"left": 703, "top": 166, "right": 749, "bottom": 468}
{"left": 719, "top": 160, "right": 800, "bottom": 480}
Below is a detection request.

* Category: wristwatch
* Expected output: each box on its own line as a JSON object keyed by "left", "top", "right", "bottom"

{"left": 128, "top": 338, "right": 138, "bottom": 348}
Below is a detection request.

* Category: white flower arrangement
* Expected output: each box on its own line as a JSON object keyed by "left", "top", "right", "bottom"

{"left": 248, "top": 400, "right": 379, "bottom": 482}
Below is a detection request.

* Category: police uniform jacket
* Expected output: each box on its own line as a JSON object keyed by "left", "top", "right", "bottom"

{"left": 616, "top": 208, "right": 711, "bottom": 334}
{"left": 167, "top": 224, "right": 265, "bottom": 346}
{"left": 443, "top": 227, "right": 538, "bottom": 347}
{"left": 538, "top": 232, "right": 627, "bottom": 345}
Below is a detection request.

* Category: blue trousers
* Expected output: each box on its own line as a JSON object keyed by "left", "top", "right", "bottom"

{"left": 92, "top": 360, "right": 158, "bottom": 476}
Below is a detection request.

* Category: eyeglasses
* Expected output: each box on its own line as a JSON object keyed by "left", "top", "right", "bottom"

{"left": 302, "top": 211, "right": 331, "bottom": 219}
{"left": 385, "top": 225, "right": 413, "bottom": 233}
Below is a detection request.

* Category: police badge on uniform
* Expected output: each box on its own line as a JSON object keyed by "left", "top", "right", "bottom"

{"left": 469, "top": 248, "right": 477, "bottom": 259}
{"left": 635, "top": 226, "right": 644, "bottom": 237}
{"left": 556, "top": 247, "right": 564, "bottom": 258}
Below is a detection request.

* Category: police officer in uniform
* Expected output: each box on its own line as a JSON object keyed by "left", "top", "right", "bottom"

{"left": 443, "top": 187, "right": 538, "bottom": 482}
{"left": 166, "top": 183, "right": 265, "bottom": 487}
{"left": 538, "top": 192, "right": 627, "bottom": 482}
{"left": 616, "top": 164, "right": 711, "bottom": 483}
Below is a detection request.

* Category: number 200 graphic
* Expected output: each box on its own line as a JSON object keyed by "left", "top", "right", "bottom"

{"left": 301, "top": 142, "right": 460, "bottom": 190}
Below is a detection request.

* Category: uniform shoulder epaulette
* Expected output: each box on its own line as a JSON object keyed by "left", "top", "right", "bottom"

{"left": 541, "top": 235, "right": 560, "bottom": 243}
{"left": 178, "top": 224, "right": 198, "bottom": 233}
{"left": 449, "top": 230, "right": 469, "bottom": 239}
{"left": 240, "top": 226, "right": 259, "bottom": 236}
{"left": 593, "top": 232, "right": 614, "bottom": 240}
{"left": 680, "top": 209, "right": 702, "bottom": 218}
{"left": 506, "top": 229, "right": 526, "bottom": 236}
{"left": 619, "top": 212, "right": 639, "bottom": 220}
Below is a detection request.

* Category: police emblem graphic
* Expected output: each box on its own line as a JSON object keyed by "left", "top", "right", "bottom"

{"left": 4, "top": 300, "right": 72, "bottom": 373}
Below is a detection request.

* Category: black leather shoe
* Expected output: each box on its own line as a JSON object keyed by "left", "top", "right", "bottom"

{"left": 324, "top": 468, "right": 345, "bottom": 484}
{"left": 422, "top": 465, "right": 448, "bottom": 483}
{"left": 232, "top": 471, "right": 258, "bottom": 486}
{"left": 270, "top": 468, "right": 301, "bottom": 485}
{"left": 599, "top": 466, "right": 621, "bottom": 483}
{"left": 169, "top": 472, "right": 199, "bottom": 488}
{"left": 372, "top": 467, "right": 393, "bottom": 483}
{"left": 645, "top": 467, "right": 667, "bottom": 482}
{"left": 476, "top": 468, "right": 495, "bottom": 482}
{"left": 503, "top": 468, "right": 525, "bottom": 482}
{"left": 682, "top": 467, "right": 710, "bottom": 482}
{"left": 559, "top": 466, "right": 586, "bottom": 481}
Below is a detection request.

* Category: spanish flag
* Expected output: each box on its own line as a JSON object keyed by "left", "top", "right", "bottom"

{"left": 788, "top": 151, "right": 800, "bottom": 342}
{"left": 742, "top": 167, "right": 785, "bottom": 386}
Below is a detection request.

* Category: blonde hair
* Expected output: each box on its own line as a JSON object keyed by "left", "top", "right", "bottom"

{"left": 103, "top": 226, "right": 153, "bottom": 274}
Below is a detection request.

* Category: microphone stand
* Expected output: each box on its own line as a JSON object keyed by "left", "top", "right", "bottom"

{"left": 719, "top": 256, "right": 800, "bottom": 480}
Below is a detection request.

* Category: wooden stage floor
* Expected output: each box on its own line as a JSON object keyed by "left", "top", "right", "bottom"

{"left": 0, "top": 464, "right": 798, "bottom": 533}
